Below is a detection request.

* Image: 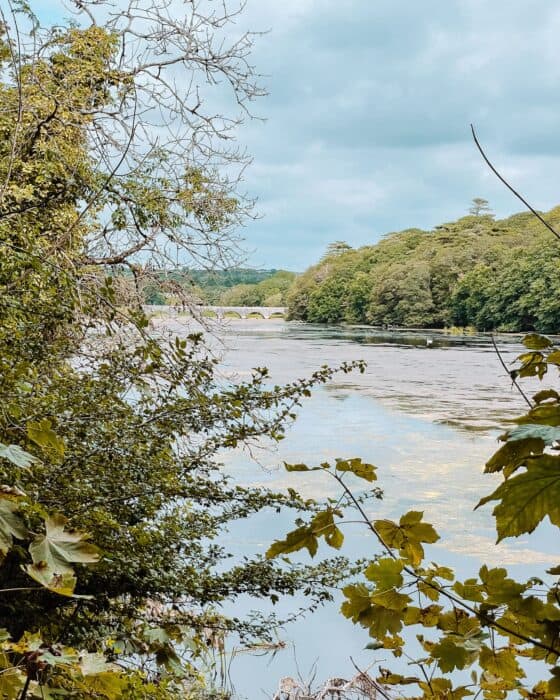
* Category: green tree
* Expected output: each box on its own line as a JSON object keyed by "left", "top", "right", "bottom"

{"left": 217, "top": 270, "right": 296, "bottom": 307}
{"left": 368, "top": 262, "right": 436, "bottom": 327}
{"left": 307, "top": 273, "right": 351, "bottom": 323}
{"left": 469, "top": 197, "right": 493, "bottom": 217}
{"left": 288, "top": 209, "right": 560, "bottom": 331}
{"left": 321, "top": 241, "right": 354, "bottom": 261}
{"left": 452, "top": 242, "right": 560, "bottom": 333}
{"left": 0, "top": 4, "right": 356, "bottom": 696}
{"left": 219, "top": 282, "right": 263, "bottom": 305}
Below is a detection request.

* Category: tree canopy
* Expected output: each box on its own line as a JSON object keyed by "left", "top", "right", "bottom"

{"left": 0, "top": 3, "right": 355, "bottom": 697}
{"left": 138, "top": 268, "right": 296, "bottom": 306}
{"left": 287, "top": 208, "right": 560, "bottom": 332}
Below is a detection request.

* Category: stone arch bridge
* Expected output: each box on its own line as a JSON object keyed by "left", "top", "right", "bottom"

{"left": 145, "top": 305, "right": 286, "bottom": 319}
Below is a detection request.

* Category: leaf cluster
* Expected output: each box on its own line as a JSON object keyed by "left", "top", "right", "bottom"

{"left": 270, "top": 369, "right": 560, "bottom": 700}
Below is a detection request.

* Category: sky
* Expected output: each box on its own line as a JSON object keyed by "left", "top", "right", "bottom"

{"left": 233, "top": 0, "right": 560, "bottom": 269}
{"left": 38, "top": 1, "right": 560, "bottom": 270}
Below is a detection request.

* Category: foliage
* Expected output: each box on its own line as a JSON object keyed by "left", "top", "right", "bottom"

{"left": 269, "top": 331, "right": 560, "bottom": 699}
{"left": 218, "top": 270, "right": 296, "bottom": 307}
{"left": 469, "top": 198, "right": 493, "bottom": 217}
{"left": 452, "top": 241, "right": 560, "bottom": 333}
{"left": 0, "top": 2, "right": 358, "bottom": 696}
{"left": 287, "top": 209, "right": 560, "bottom": 331}
{"left": 138, "top": 268, "right": 296, "bottom": 306}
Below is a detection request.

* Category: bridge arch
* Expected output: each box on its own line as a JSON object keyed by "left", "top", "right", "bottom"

{"left": 143, "top": 305, "right": 287, "bottom": 320}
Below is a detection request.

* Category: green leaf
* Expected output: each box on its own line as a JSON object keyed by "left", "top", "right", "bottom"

{"left": 0, "top": 669, "right": 24, "bottom": 699}
{"left": 549, "top": 668, "right": 560, "bottom": 695}
{"left": 547, "top": 350, "right": 560, "bottom": 365}
{"left": 377, "top": 671, "right": 418, "bottom": 685}
{"left": 516, "top": 351, "right": 547, "bottom": 379}
{"left": 335, "top": 458, "right": 377, "bottom": 482}
{"left": 79, "top": 652, "right": 114, "bottom": 675}
{"left": 29, "top": 514, "right": 100, "bottom": 574}
{"left": 515, "top": 403, "right": 560, "bottom": 427}
{"left": 266, "top": 525, "right": 318, "bottom": 559}
{"left": 341, "top": 583, "right": 373, "bottom": 623}
{"left": 27, "top": 419, "right": 65, "bottom": 457}
{"left": 431, "top": 637, "right": 472, "bottom": 672}
{"left": 371, "top": 588, "right": 411, "bottom": 611}
{"left": 0, "top": 498, "right": 28, "bottom": 558}
{"left": 364, "top": 558, "right": 404, "bottom": 590}
{"left": 375, "top": 512, "right": 439, "bottom": 566}
{"left": 39, "top": 647, "right": 80, "bottom": 667}
{"left": 533, "top": 389, "right": 560, "bottom": 403}
{"left": 418, "top": 678, "right": 474, "bottom": 699}
{"left": 485, "top": 437, "right": 545, "bottom": 476}
{"left": 0, "top": 443, "right": 37, "bottom": 469}
{"left": 326, "top": 525, "right": 344, "bottom": 549}
{"left": 399, "top": 511, "right": 422, "bottom": 525}
{"left": 478, "top": 565, "right": 526, "bottom": 604}
{"left": 24, "top": 563, "right": 80, "bottom": 597}
{"left": 79, "top": 669, "right": 127, "bottom": 697}
{"left": 415, "top": 604, "right": 442, "bottom": 627}
{"left": 267, "top": 509, "right": 343, "bottom": 558}
{"left": 477, "top": 455, "right": 560, "bottom": 540}
{"left": 453, "top": 579, "right": 484, "bottom": 603}
{"left": 436, "top": 609, "right": 481, "bottom": 636}
{"left": 284, "top": 462, "right": 319, "bottom": 472}
{"left": 365, "top": 604, "right": 404, "bottom": 638}
{"left": 479, "top": 646, "right": 524, "bottom": 682}
{"left": 522, "top": 333, "right": 552, "bottom": 350}
{"left": 310, "top": 510, "right": 344, "bottom": 549}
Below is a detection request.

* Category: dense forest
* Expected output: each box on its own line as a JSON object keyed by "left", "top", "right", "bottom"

{"left": 287, "top": 206, "right": 560, "bottom": 333}
{"left": 141, "top": 268, "right": 295, "bottom": 306}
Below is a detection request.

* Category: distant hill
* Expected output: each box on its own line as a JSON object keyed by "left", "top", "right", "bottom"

{"left": 287, "top": 206, "right": 560, "bottom": 333}
{"left": 142, "top": 268, "right": 296, "bottom": 306}
{"left": 186, "top": 268, "right": 283, "bottom": 290}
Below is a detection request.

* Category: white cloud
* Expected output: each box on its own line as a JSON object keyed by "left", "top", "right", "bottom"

{"left": 38, "top": 0, "right": 560, "bottom": 268}
{"left": 235, "top": 0, "right": 560, "bottom": 267}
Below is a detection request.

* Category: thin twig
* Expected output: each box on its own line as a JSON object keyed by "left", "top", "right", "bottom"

{"left": 349, "top": 658, "right": 392, "bottom": 700}
{"left": 470, "top": 124, "right": 560, "bottom": 242}
{"left": 491, "top": 334, "right": 533, "bottom": 408}
{"left": 330, "top": 471, "right": 558, "bottom": 657}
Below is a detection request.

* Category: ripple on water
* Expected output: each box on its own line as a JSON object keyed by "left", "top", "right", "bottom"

{"left": 160, "top": 318, "right": 558, "bottom": 697}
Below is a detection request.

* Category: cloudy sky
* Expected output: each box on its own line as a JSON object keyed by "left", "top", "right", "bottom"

{"left": 227, "top": 0, "right": 560, "bottom": 269}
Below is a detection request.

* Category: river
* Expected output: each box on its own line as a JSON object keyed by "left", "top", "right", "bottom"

{"left": 159, "top": 318, "right": 557, "bottom": 698}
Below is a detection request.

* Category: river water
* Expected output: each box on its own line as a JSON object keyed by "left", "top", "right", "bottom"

{"left": 160, "top": 318, "right": 557, "bottom": 698}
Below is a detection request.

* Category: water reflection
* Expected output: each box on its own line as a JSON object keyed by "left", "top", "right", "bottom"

{"left": 229, "top": 321, "right": 528, "bottom": 349}
{"left": 157, "top": 318, "right": 557, "bottom": 698}
{"left": 156, "top": 316, "right": 556, "bottom": 565}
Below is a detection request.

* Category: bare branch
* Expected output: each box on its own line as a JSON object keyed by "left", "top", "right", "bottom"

{"left": 471, "top": 124, "right": 560, "bottom": 243}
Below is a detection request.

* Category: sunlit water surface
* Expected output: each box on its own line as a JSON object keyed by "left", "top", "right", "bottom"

{"left": 157, "top": 318, "right": 557, "bottom": 698}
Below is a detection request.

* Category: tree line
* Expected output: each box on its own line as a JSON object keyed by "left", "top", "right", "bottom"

{"left": 287, "top": 206, "right": 560, "bottom": 333}
{"left": 141, "top": 268, "right": 296, "bottom": 306}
